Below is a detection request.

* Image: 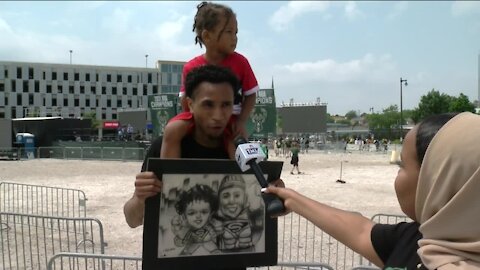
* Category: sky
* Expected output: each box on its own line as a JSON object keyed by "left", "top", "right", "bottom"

{"left": 0, "top": 1, "right": 479, "bottom": 115}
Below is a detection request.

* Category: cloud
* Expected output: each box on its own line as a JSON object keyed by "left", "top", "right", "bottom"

{"left": 387, "top": 1, "right": 408, "bottom": 20}
{"left": 451, "top": 1, "right": 480, "bottom": 17}
{"left": 268, "top": 54, "right": 401, "bottom": 114}
{"left": 0, "top": 16, "right": 12, "bottom": 32}
{"left": 269, "top": 1, "right": 330, "bottom": 32}
{"left": 274, "top": 53, "right": 396, "bottom": 83}
{"left": 101, "top": 8, "right": 133, "bottom": 34}
{"left": 344, "top": 1, "right": 365, "bottom": 21}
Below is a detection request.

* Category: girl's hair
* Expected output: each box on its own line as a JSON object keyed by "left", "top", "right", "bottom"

{"left": 175, "top": 184, "right": 218, "bottom": 215}
{"left": 192, "top": 1, "right": 236, "bottom": 48}
{"left": 416, "top": 113, "right": 458, "bottom": 165}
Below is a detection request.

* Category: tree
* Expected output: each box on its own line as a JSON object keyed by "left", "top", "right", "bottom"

{"left": 366, "top": 105, "right": 400, "bottom": 140}
{"left": 449, "top": 93, "right": 475, "bottom": 113}
{"left": 411, "top": 89, "right": 475, "bottom": 123}
{"left": 326, "top": 113, "right": 335, "bottom": 123}
{"left": 345, "top": 110, "right": 357, "bottom": 120}
{"left": 83, "top": 111, "right": 100, "bottom": 130}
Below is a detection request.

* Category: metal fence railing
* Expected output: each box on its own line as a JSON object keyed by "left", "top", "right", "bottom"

{"left": 356, "top": 213, "right": 410, "bottom": 268}
{"left": 37, "top": 147, "right": 145, "bottom": 161}
{"left": 277, "top": 212, "right": 364, "bottom": 270}
{"left": 46, "top": 252, "right": 335, "bottom": 270}
{"left": 0, "top": 212, "right": 106, "bottom": 270}
{"left": 0, "top": 182, "right": 87, "bottom": 218}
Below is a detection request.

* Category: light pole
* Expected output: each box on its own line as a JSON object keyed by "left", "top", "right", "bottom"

{"left": 69, "top": 50, "right": 73, "bottom": 64}
{"left": 400, "top": 77, "right": 408, "bottom": 141}
{"left": 145, "top": 54, "right": 148, "bottom": 68}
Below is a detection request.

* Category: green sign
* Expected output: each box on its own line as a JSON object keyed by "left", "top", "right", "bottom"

{"left": 247, "top": 88, "right": 277, "bottom": 139}
{"left": 148, "top": 94, "right": 178, "bottom": 137}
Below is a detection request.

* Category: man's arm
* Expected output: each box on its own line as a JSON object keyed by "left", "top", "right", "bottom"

{"left": 123, "top": 171, "right": 162, "bottom": 228}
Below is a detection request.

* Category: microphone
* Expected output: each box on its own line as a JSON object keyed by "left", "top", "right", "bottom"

{"left": 235, "top": 137, "right": 285, "bottom": 216}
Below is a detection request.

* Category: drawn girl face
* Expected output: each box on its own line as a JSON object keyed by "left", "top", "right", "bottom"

{"left": 219, "top": 187, "right": 246, "bottom": 219}
{"left": 184, "top": 200, "right": 212, "bottom": 230}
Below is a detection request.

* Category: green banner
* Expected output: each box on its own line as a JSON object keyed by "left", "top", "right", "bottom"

{"left": 149, "top": 94, "right": 178, "bottom": 137}
{"left": 247, "top": 88, "right": 277, "bottom": 139}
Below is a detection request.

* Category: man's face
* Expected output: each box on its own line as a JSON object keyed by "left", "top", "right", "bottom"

{"left": 187, "top": 81, "right": 234, "bottom": 146}
{"left": 219, "top": 186, "right": 246, "bottom": 219}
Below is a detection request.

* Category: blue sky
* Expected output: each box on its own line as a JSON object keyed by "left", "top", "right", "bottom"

{"left": 0, "top": 1, "right": 479, "bottom": 115}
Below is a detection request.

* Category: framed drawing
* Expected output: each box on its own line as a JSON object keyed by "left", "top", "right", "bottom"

{"left": 143, "top": 158, "right": 283, "bottom": 270}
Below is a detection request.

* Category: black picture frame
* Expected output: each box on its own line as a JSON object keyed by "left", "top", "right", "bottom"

{"left": 143, "top": 158, "right": 283, "bottom": 270}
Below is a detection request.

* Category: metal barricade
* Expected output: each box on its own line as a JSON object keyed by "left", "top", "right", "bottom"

{"left": 38, "top": 147, "right": 66, "bottom": 159}
{"left": 277, "top": 212, "right": 363, "bottom": 270}
{"left": 0, "top": 182, "right": 87, "bottom": 218}
{"left": 1, "top": 212, "right": 106, "bottom": 270}
{"left": 356, "top": 213, "right": 410, "bottom": 268}
{"left": 370, "top": 213, "right": 409, "bottom": 224}
{"left": 47, "top": 253, "right": 334, "bottom": 270}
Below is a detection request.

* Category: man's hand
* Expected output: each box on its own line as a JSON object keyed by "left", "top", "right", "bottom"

{"left": 124, "top": 171, "right": 162, "bottom": 228}
{"left": 134, "top": 171, "right": 162, "bottom": 202}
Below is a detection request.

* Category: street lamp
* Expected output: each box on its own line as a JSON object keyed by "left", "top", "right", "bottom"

{"left": 145, "top": 54, "right": 148, "bottom": 68}
{"left": 69, "top": 50, "right": 73, "bottom": 64}
{"left": 400, "top": 77, "right": 408, "bottom": 141}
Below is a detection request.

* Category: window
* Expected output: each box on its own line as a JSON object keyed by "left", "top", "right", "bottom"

{"left": 122, "top": 87, "right": 127, "bottom": 95}
{"left": 63, "top": 72, "right": 68, "bottom": 81}
{"left": 4, "top": 96, "right": 8, "bottom": 106}
{"left": 74, "top": 73, "right": 79, "bottom": 81}
{"left": 69, "top": 86, "right": 74, "bottom": 94}
{"left": 64, "top": 98, "right": 68, "bottom": 106}
{"left": 17, "top": 67, "right": 22, "bottom": 79}
{"left": 46, "top": 85, "right": 52, "bottom": 93}
{"left": 153, "top": 85, "right": 158, "bottom": 94}
{"left": 133, "top": 87, "right": 137, "bottom": 96}
{"left": 80, "top": 86, "right": 85, "bottom": 94}
{"left": 86, "top": 73, "right": 90, "bottom": 81}
{"left": 91, "top": 86, "right": 96, "bottom": 94}
{"left": 112, "top": 113, "right": 117, "bottom": 120}
{"left": 43, "top": 96, "right": 46, "bottom": 106}
{"left": 101, "top": 113, "right": 106, "bottom": 119}
{"left": 43, "top": 71, "right": 46, "bottom": 80}
{"left": 148, "top": 73, "right": 152, "bottom": 83}
{"left": 86, "top": 99, "right": 90, "bottom": 107}
{"left": 102, "top": 87, "right": 106, "bottom": 95}
{"left": 127, "top": 99, "right": 132, "bottom": 107}
{"left": 23, "top": 80, "right": 28, "bottom": 92}
{"left": 117, "top": 99, "right": 122, "bottom": 107}
{"left": 107, "top": 99, "right": 111, "bottom": 107}
{"left": 117, "top": 74, "right": 122, "bottom": 82}
{"left": 112, "top": 87, "right": 117, "bottom": 95}
{"left": 74, "top": 98, "right": 79, "bottom": 106}
{"left": 28, "top": 67, "right": 34, "bottom": 79}
{"left": 29, "top": 94, "right": 34, "bottom": 105}
{"left": 52, "top": 97, "right": 56, "bottom": 106}
{"left": 52, "top": 72, "right": 57, "bottom": 80}
{"left": 17, "top": 93, "right": 22, "bottom": 105}
{"left": 0, "top": 83, "right": 4, "bottom": 92}
{"left": 143, "top": 85, "right": 147, "bottom": 95}
{"left": 107, "top": 74, "right": 111, "bottom": 82}
{"left": 127, "top": 75, "right": 132, "bottom": 83}
{"left": 11, "top": 80, "right": 16, "bottom": 92}
{"left": 34, "top": 81, "right": 39, "bottom": 93}
{"left": 58, "top": 85, "right": 63, "bottom": 93}
{"left": 4, "top": 69, "right": 8, "bottom": 78}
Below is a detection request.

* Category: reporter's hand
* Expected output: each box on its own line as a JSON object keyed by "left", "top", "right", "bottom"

{"left": 134, "top": 171, "right": 162, "bottom": 202}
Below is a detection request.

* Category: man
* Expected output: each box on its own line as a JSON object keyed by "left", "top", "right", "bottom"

{"left": 123, "top": 65, "right": 284, "bottom": 269}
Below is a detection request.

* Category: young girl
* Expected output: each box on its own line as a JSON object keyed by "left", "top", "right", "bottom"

{"left": 161, "top": 1, "right": 259, "bottom": 159}
{"left": 266, "top": 112, "right": 480, "bottom": 269}
{"left": 173, "top": 184, "right": 220, "bottom": 256}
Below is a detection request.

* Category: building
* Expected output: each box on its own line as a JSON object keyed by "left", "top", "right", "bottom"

{"left": 0, "top": 60, "right": 184, "bottom": 138}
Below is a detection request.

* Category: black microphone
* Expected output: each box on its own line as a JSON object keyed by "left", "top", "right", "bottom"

{"left": 235, "top": 137, "right": 285, "bottom": 216}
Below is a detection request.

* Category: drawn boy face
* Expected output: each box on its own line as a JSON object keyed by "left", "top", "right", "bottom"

{"left": 184, "top": 200, "right": 212, "bottom": 230}
{"left": 219, "top": 187, "right": 246, "bottom": 219}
